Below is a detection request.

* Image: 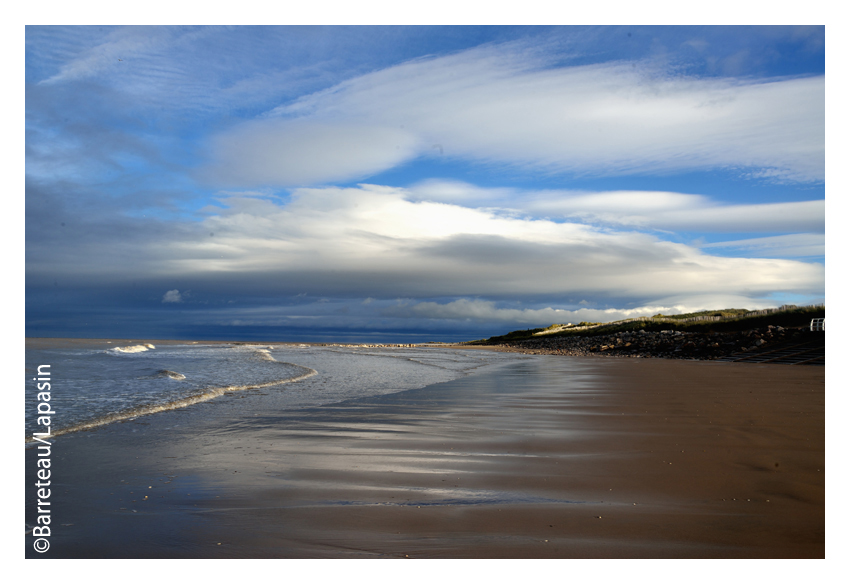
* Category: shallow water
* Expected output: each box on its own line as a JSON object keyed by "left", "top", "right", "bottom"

{"left": 24, "top": 340, "right": 520, "bottom": 441}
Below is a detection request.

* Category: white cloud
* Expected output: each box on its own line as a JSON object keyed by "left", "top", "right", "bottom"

{"left": 29, "top": 182, "right": 824, "bottom": 314}
{"left": 702, "top": 233, "right": 825, "bottom": 257}
{"left": 162, "top": 289, "right": 183, "bottom": 303}
{"left": 204, "top": 120, "right": 422, "bottom": 187}
{"left": 382, "top": 298, "right": 644, "bottom": 324}
{"left": 146, "top": 185, "right": 822, "bottom": 304}
{"left": 407, "top": 179, "right": 519, "bottom": 206}
{"left": 204, "top": 43, "right": 824, "bottom": 186}
{"left": 381, "top": 296, "right": 785, "bottom": 326}
{"left": 408, "top": 181, "right": 825, "bottom": 234}
{"left": 525, "top": 192, "right": 825, "bottom": 233}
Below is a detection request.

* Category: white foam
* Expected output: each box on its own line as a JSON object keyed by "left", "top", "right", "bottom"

{"left": 26, "top": 347, "right": 317, "bottom": 443}
{"left": 112, "top": 344, "right": 152, "bottom": 354}
{"left": 255, "top": 349, "right": 275, "bottom": 361}
{"left": 26, "top": 366, "right": 317, "bottom": 442}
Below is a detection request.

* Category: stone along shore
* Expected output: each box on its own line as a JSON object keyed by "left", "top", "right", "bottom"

{"left": 490, "top": 325, "right": 820, "bottom": 361}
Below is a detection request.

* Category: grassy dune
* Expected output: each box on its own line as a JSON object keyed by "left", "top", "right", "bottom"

{"left": 469, "top": 305, "right": 825, "bottom": 345}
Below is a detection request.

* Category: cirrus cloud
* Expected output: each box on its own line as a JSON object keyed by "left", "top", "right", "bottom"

{"left": 202, "top": 42, "right": 824, "bottom": 187}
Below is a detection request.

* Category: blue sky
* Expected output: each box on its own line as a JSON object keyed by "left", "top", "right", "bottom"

{"left": 25, "top": 25, "right": 825, "bottom": 341}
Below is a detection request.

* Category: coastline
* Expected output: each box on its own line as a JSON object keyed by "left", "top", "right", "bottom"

{"left": 26, "top": 353, "right": 824, "bottom": 558}
{"left": 26, "top": 327, "right": 826, "bottom": 365}
{"left": 458, "top": 326, "right": 825, "bottom": 365}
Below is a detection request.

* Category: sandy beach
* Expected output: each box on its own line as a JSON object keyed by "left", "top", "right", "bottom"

{"left": 26, "top": 354, "right": 824, "bottom": 559}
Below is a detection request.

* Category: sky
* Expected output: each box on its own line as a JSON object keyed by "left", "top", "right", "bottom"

{"left": 25, "top": 24, "right": 826, "bottom": 342}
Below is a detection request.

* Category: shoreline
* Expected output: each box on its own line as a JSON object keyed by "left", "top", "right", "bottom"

{"left": 24, "top": 341, "right": 499, "bottom": 445}
{"left": 26, "top": 325, "right": 826, "bottom": 364}
{"left": 25, "top": 354, "right": 824, "bottom": 558}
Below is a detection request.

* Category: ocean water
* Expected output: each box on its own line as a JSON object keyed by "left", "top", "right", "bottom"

{"left": 24, "top": 340, "right": 521, "bottom": 442}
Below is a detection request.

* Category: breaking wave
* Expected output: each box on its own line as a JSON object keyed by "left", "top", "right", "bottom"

{"left": 156, "top": 369, "right": 186, "bottom": 380}
{"left": 110, "top": 343, "right": 156, "bottom": 354}
{"left": 26, "top": 367, "right": 316, "bottom": 442}
{"left": 25, "top": 350, "right": 317, "bottom": 443}
{"left": 254, "top": 349, "right": 276, "bottom": 361}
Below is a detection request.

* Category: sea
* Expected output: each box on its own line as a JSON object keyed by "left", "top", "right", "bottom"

{"left": 25, "top": 339, "right": 524, "bottom": 442}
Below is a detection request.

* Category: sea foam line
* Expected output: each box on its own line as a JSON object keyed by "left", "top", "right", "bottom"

{"left": 25, "top": 360, "right": 317, "bottom": 443}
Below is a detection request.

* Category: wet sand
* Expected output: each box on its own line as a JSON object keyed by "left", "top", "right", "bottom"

{"left": 27, "top": 355, "right": 824, "bottom": 558}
